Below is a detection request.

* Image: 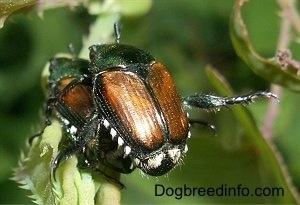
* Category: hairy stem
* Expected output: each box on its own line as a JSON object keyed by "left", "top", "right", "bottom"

{"left": 263, "top": 0, "right": 299, "bottom": 140}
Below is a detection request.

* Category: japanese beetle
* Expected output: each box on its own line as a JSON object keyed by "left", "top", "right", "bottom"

{"left": 87, "top": 43, "right": 278, "bottom": 176}
{"left": 46, "top": 57, "right": 93, "bottom": 129}
{"left": 45, "top": 56, "right": 135, "bottom": 180}
{"left": 88, "top": 44, "right": 190, "bottom": 176}
{"left": 43, "top": 30, "right": 277, "bottom": 183}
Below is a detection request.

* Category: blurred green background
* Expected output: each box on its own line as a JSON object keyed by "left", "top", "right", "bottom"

{"left": 0, "top": 0, "right": 299, "bottom": 204}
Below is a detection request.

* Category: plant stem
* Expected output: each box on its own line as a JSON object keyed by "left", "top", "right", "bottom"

{"left": 263, "top": 0, "right": 299, "bottom": 140}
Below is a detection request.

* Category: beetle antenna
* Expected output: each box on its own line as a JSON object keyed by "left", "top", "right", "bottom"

{"left": 114, "top": 22, "right": 122, "bottom": 43}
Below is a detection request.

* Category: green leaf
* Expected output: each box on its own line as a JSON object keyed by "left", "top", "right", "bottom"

{"left": 12, "top": 120, "right": 107, "bottom": 205}
{"left": 205, "top": 65, "right": 300, "bottom": 204}
{"left": 0, "top": 0, "right": 85, "bottom": 29}
{"left": 12, "top": 120, "right": 60, "bottom": 205}
{"left": 88, "top": 0, "right": 152, "bottom": 17}
{"left": 230, "top": 0, "right": 300, "bottom": 92}
{"left": 0, "top": 0, "right": 37, "bottom": 28}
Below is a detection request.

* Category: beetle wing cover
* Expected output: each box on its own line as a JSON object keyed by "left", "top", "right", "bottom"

{"left": 147, "top": 62, "right": 189, "bottom": 143}
{"left": 99, "top": 70, "right": 165, "bottom": 151}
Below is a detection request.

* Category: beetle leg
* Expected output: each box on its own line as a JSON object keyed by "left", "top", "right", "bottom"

{"left": 81, "top": 164, "right": 126, "bottom": 189}
{"left": 51, "top": 113, "right": 99, "bottom": 181}
{"left": 188, "top": 119, "right": 216, "bottom": 133}
{"left": 44, "top": 97, "right": 57, "bottom": 125}
{"left": 51, "top": 145, "right": 78, "bottom": 182}
{"left": 27, "top": 98, "right": 56, "bottom": 145}
{"left": 183, "top": 91, "right": 278, "bottom": 111}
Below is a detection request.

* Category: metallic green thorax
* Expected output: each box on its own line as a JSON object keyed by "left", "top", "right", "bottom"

{"left": 48, "top": 57, "right": 91, "bottom": 83}
{"left": 89, "top": 44, "right": 155, "bottom": 73}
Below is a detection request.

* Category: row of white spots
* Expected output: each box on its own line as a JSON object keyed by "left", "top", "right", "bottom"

{"left": 110, "top": 128, "right": 117, "bottom": 140}
{"left": 102, "top": 115, "right": 190, "bottom": 171}
{"left": 143, "top": 146, "right": 189, "bottom": 170}
{"left": 103, "top": 118, "right": 133, "bottom": 159}
{"left": 124, "top": 146, "right": 131, "bottom": 158}
{"left": 147, "top": 152, "right": 164, "bottom": 169}
{"left": 130, "top": 111, "right": 191, "bottom": 170}
{"left": 62, "top": 118, "right": 77, "bottom": 135}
